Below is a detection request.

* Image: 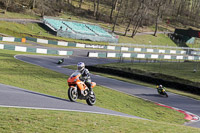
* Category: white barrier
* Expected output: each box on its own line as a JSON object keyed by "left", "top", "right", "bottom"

{"left": 37, "top": 39, "right": 48, "bottom": 44}
{"left": 107, "top": 53, "right": 116, "bottom": 57}
{"left": 76, "top": 43, "right": 85, "bottom": 48}
{"left": 137, "top": 54, "right": 145, "bottom": 58}
{"left": 122, "top": 53, "right": 131, "bottom": 58}
{"left": 151, "top": 54, "right": 159, "bottom": 59}
{"left": 88, "top": 53, "right": 98, "bottom": 57}
{"left": 107, "top": 46, "right": 116, "bottom": 50}
{"left": 15, "top": 46, "right": 27, "bottom": 52}
{"left": 58, "top": 41, "right": 68, "bottom": 46}
{"left": 0, "top": 44, "right": 4, "bottom": 49}
{"left": 2, "top": 37, "right": 15, "bottom": 42}
{"left": 36, "top": 48, "right": 47, "bottom": 54}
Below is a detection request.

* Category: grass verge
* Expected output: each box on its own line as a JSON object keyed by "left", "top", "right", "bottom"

{"left": 0, "top": 49, "right": 188, "bottom": 124}
{"left": 1, "top": 107, "right": 199, "bottom": 133}
{"left": 119, "top": 34, "right": 177, "bottom": 47}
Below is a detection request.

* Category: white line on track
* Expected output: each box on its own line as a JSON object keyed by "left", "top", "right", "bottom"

{"left": 0, "top": 105, "right": 146, "bottom": 120}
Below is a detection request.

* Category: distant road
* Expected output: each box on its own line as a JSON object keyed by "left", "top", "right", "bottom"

{"left": 0, "top": 18, "right": 42, "bottom": 23}
{"left": 113, "top": 30, "right": 172, "bottom": 36}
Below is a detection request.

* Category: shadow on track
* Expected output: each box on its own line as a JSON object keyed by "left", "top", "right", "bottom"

{"left": 8, "top": 86, "right": 70, "bottom": 102}
{"left": 136, "top": 94, "right": 163, "bottom": 98}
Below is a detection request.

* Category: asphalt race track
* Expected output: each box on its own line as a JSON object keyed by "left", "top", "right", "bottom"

{"left": 0, "top": 53, "right": 199, "bottom": 128}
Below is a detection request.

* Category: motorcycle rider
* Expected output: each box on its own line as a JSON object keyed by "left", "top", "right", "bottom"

{"left": 58, "top": 58, "right": 64, "bottom": 64}
{"left": 157, "top": 85, "right": 164, "bottom": 93}
{"left": 77, "top": 62, "right": 93, "bottom": 93}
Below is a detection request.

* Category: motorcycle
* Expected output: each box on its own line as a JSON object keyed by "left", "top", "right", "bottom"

{"left": 57, "top": 58, "right": 64, "bottom": 64}
{"left": 157, "top": 87, "right": 168, "bottom": 97}
{"left": 67, "top": 70, "right": 96, "bottom": 106}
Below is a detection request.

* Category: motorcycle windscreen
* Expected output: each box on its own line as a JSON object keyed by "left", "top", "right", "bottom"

{"left": 70, "top": 71, "right": 81, "bottom": 78}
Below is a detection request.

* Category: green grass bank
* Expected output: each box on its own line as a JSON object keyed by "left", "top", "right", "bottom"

{"left": 1, "top": 107, "right": 199, "bottom": 133}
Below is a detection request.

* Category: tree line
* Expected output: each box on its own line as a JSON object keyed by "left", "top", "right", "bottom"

{"left": 0, "top": 0, "right": 200, "bottom": 37}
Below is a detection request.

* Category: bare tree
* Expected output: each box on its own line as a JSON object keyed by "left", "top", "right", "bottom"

{"left": 176, "top": 0, "right": 186, "bottom": 17}
{"left": 112, "top": 0, "right": 123, "bottom": 32}
{"left": 93, "top": 0, "right": 97, "bottom": 16}
{"left": 79, "top": 0, "right": 83, "bottom": 9}
{"left": 120, "top": 0, "right": 129, "bottom": 24}
{"left": 40, "top": 0, "right": 45, "bottom": 17}
{"left": 67, "top": 0, "right": 72, "bottom": 4}
{"left": 131, "top": 1, "right": 148, "bottom": 37}
{"left": 96, "top": 0, "right": 100, "bottom": 20}
{"left": 3, "top": 0, "right": 11, "bottom": 13}
{"left": 153, "top": 0, "right": 166, "bottom": 36}
{"left": 114, "top": 0, "right": 118, "bottom": 10}
{"left": 31, "top": 0, "right": 36, "bottom": 9}
{"left": 124, "top": 0, "right": 142, "bottom": 36}
{"left": 110, "top": 0, "right": 116, "bottom": 22}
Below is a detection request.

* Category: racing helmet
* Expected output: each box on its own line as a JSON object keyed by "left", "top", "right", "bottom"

{"left": 159, "top": 85, "right": 163, "bottom": 88}
{"left": 77, "top": 62, "right": 85, "bottom": 71}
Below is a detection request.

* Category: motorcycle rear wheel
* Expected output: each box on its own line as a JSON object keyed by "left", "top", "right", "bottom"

{"left": 86, "top": 92, "right": 96, "bottom": 106}
{"left": 164, "top": 92, "right": 168, "bottom": 97}
{"left": 68, "top": 87, "right": 78, "bottom": 102}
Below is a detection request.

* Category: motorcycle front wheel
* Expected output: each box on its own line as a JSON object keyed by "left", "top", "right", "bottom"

{"left": 68, "top": 87, "right": 78, "bottom": 102}
{"left": 86, "top": 92, "right": 96, "bottom": 106}
{"left": 164, "top": 92, "right": 168, "bottom": 97}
